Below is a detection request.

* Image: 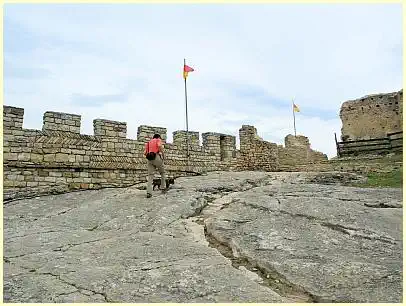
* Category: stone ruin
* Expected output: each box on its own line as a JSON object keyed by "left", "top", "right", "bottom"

{"left": 340, "top": 89, "right": 403, "bottom": 141}
{"left": 338, "top": 89, "right": 403, "bottom": 157}
{"left": 3, "top": 105, "right": 327, "bottom": 200}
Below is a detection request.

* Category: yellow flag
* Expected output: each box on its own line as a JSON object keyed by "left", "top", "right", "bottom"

{"left": 293, "top": 103, "right": 300, "bottom": 112}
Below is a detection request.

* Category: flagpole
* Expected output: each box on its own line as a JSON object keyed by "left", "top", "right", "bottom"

{"left": 292, "top": 99, "right": 297, "bottom": 137}
{"left": 184, "top": 58, "right": 190, "bottom": 161}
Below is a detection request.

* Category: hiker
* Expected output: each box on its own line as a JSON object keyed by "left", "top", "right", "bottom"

{"left": 144, "top": 134, "right": 166, "bottom": 198}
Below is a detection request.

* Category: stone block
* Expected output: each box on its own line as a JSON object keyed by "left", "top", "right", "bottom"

{"left": 44, "top": 177, "right": 56, "bottom": 182}
{"left": 44, "top": 154, "right": 56, "bottom": 162}
{"left": 15, "top": 181, "right": 27, "bottom": 187}
{"left": 4, "top": 153, "right": 18, "bottom": 161}
{"left": 105, "top": 130, "right": 117, "bottom": 137}
{"left": 56, "top": 177, "right": 67, "bottom": 184}
{"left": 3, "top": 180, "right": 14, "bottom": 187}
{"left": 76, "top": 155, "right": 84, "bottom": 162}
{"left": 55, "top": 153, "right": 70, "bottom": 162}
{"left": 49, "top": 172, "right": 62, "bottom": 177}
{"left": 18, "top": 153, "right": 31, "bottom": 161}
{"left": 31, "top": 154, "right": 44, "bottom": 162}
{"left": 69, "top": 183, "right": 81, "bottom": 189}
{"left": 43, "top": 148, "right": 59, "bottom": 154}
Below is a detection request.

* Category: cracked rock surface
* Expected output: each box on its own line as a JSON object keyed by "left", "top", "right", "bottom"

{"left": 4, "top": 171, "right": 402, "bottom": 302}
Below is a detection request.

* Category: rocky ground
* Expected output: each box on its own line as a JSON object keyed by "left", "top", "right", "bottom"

{"left": 3, "top": 171, "right": 403, "bottom": 302}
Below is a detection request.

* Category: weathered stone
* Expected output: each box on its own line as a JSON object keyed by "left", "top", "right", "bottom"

{"left": 38, "top": 170, "right": 49, "bottom": 177}
{"left": 18, "top": 153, "right": 30, "bottom": 161}
{"left": 43, "top": 148, "right": 59, "bottom": 154}
{"left": 43, "top": 154, "right": 56, "bottom": 162}
{"left": 55, "top": 153, "right": 70, "bottom": 162}
{"left": 44, "top": 176, "right": 56, "bottom": 182}
{"left": 4, "top": 153, "right": 20, "bottom": 162}
{"left": 75, "top": 155, "right": 84, "bottom": 162}
{"left": 201, "top": 172, "right": 402, "bottom": 303}
{"left": 49, "top": 172, "right": 62, "bottom": 177}
{"left": 31, "top": 154, "right": 44, "bottom": 162}
{"left": 16, "top": 175, "right": 25, "bottom": 181}
{"left": 340, "top": 89, "right": 402, "bottom": 141}
{"left": 3, "top": 172, "right": 401, "bottom": 303}
{"left": 3, "top": 180, "right": 14, "bottom": 187}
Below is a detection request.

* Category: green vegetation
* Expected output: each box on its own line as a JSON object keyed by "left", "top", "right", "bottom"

{"left": 353, "top": 168, "right": 403, "bottom": 188}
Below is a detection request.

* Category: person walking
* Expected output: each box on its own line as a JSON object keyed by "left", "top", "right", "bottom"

{"left": 144, "top": 134, "right": 166, "bottom": 198}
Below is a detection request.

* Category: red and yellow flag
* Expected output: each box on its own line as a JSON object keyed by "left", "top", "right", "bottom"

{"left": 293, "top": 103, "right": 300, "bottom": 112}
{"left": 183, "top": 64, "right": 194, "bottom": 79}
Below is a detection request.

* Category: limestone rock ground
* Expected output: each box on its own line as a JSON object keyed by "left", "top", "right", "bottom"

{"left": 3, "top": 171, "right": 402, "bottom": 302}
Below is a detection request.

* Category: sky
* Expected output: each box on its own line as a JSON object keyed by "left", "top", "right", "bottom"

{"left": 4, "top": 4, "right": 403, "bottom": 158}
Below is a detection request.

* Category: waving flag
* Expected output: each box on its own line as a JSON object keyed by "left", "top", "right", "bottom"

{"left": 292, "top": 99, "right": 299, "bottom": 136}
{"left": 183, "top": 64, "right": 194, "bottom": 79}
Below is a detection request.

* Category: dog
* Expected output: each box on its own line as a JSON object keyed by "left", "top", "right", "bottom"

{"left": 152, "top": 177, "right": 175, "bottom": 191}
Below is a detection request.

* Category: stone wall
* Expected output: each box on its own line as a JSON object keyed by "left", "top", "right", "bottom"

{"left": 340, "top": 89, "right": 403, "bottom": 141}
{"left": 278, "top": 135, "right": 328, "bottom": 168}
{"left": 137, "top": 125, "right": 167, "bottom": 143}
{"left": 3, "top": 106, "right": 327, "bottom": 201}
{"left": 3, "top": 106, "right": 231, "bottom": 200}
{"left": 281, "top": 154, "right": 403, "bottom": 175}
{"left": 43, "top": 111, "right": 81, "bottom": 134}
{"left": 238, "top": 125, "right": 279, "bottom": 171}
{"left": 236, "top": 126, "right": 328, "bottom": 172}
{"left": 173, "top": 130, "right": 200, "bottom": 150}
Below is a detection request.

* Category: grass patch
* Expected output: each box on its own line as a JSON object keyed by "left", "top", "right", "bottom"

{"left": 352, "top": 168, "right": 403, "bottom": 188}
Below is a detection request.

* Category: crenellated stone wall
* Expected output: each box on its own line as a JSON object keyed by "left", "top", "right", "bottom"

{"left": 94, "top": 119, "right": 127, "bottom": 139}
{"left": 237, "top": 126, "right": 327, "bottom": 172}
{"left": 137, "top": 125, "right": 167, "bottom": 143}
{"left": 173, "top": 131, "right": 200, "bottom": 150}
{"left": 3, "top": 105, "right": 328, "bottom": 201}
{"left": 43, "top": 111, "right": 81, "bottom": 134}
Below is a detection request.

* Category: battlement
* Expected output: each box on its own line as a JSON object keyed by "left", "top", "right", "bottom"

{"left": 137, "top": 125, "right": 167, "bottom": 143}
{"left": 3, "top": 105, "right": 325, "bottom": 157}
{"left": 43, "top": 111, "right": 81, "bottom": 134}
{"left": 94, "top": 119, "right": 127, "bottom": 139}
{"left": 173, "top": 130, "right": 200, "bottom": 147}
{"left": 3, "top": 105, "right": 327, "bottom": 200}
{"left": 3, "top": 106, "right": 24, "bottom": 133}
{"left": 3, "top": 106, "right": 236, "bottom": 148}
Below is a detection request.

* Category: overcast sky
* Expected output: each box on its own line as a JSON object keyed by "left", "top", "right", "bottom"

{"left": 4, "top": 4, "right": 402, "bottom": 157}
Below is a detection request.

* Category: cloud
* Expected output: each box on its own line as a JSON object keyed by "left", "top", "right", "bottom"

{"left": 4, "top": 4, "right": 402, "bottom": 158}
{"left": 70, "top": 93, "right": 129, "bottom": 107}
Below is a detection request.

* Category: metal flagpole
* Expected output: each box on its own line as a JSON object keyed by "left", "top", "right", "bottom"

{"left": 292, "top": 98, "right": 297, "bottom": 137}
{"left": 184, "top": 58, "right": 190, "bottom": 161}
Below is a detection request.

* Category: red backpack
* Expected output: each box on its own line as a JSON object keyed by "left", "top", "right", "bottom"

{"left": 146, "top": 141, "right": 156, "bottom": 161}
